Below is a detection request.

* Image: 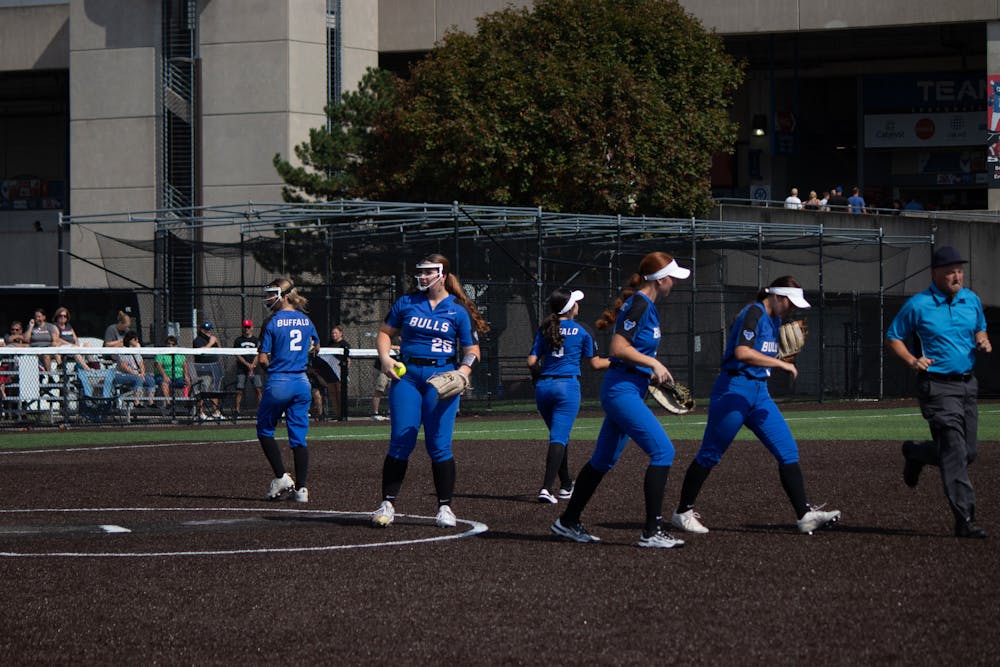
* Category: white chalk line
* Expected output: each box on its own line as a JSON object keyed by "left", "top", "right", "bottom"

{"left": 0, "top": 507, "right": 488, "bottom": 558}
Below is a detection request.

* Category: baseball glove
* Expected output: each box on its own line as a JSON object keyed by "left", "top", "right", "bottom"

{"left": 427, "top": 370, "right": 471, "bottom": 400}
{"left": 647, "top": 381, "right": 695, "bottom": 415}
{"left": 777, "top": 319, "right": 808, "bottom": 361}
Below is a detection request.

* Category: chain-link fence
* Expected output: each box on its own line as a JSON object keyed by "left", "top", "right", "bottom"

{"left": 36, "top": 199, "right": 966, "bottom": 430}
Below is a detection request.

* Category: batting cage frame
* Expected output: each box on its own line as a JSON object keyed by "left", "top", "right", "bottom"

{"left": 36, "top": 199, "right": 945, "bottom": 427}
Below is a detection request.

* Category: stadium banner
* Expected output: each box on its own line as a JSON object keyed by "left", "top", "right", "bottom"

{"left": 864, "top": 112, "right": 984, "bottom": 148}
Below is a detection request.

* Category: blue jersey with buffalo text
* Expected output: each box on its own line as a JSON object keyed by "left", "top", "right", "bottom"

{"left": 530, "top": 319, "right": 598, "bottom": 377}
{"left": 721, "top": 302, "right": 779, "bottom": 379}
{"left": 260, "top": 310, "right": 318, "bottom": 373}
{"left": 385, "top": 292, "right": 476, "bottom": 360}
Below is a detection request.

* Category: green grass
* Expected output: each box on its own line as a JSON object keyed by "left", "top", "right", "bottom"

{"left": 3, "top": 405, "right": 998, "bottom": 450}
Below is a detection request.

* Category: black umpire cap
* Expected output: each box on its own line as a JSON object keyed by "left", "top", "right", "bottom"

{"left": 931, "top": 246, "right": 968, "bottom": 268}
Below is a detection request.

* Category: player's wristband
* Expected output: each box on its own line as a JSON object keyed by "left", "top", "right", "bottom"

{"left": 461, "top": 353, "right": 478, "bottom": 369}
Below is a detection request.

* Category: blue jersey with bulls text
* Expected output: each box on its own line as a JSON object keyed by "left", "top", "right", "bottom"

{"left": 530, "top": 319, "right": 598, "bottom": 377}
{"left": 721, "top": 302, "right": 779, "bottom": 379}
{"left": 260, "top": 311, "right": 318, "bottom": 373}
{"left": 385, "top": 292, "right": 476, "bottom": 360}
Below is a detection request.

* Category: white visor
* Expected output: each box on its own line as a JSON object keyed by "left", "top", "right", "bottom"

{"left": 644, "top": 260, "right": 690, "bottom": 281}
{"left": 766, "top": 286, "right": 811, "bottom": 309}
{"left": 559, "top": 290, "right": 585, "bottom": 315}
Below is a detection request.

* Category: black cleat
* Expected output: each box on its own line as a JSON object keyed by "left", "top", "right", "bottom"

{"left": 955, "top": 519, "right": 988, "bottom": 539}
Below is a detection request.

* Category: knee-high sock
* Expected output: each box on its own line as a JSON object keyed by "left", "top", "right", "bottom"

{"left": 431, "top": 457, "right": 456, "bottom": 506}
{"left": 560, "top": 462, "right": 605, "bottom": 526}
{"left": 643, "top": 465, "right": 670, "bottom": 536}
{"left": 381, "top": 455, "right": 408, "bottom": 502}
{"left": 292, "top": 447, "right": 309, "bottom": 489}
{"left": 676, "top": 460, "right": 712, "bottom": 513}
{"left": 778, "top": 462, "right": 810, "bottom": 518}
{"left": 259, "top": 436, "right": 285, "bottom": 478}
{"left": 543, "top": 442, "right": 566, "bottom": 491}
{"left": 558, "top": 446, "right": 572, "bottom": 489}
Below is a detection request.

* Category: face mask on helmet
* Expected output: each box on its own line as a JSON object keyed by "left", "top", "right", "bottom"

{"left": 264, "top": 285, "right": 283, "bottom": 311}
{"left": 415, "top": 262, "right": 444, "bottom": 292}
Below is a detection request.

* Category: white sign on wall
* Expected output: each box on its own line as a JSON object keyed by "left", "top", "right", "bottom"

{"left": 865, "top": 112, "right": 985, "bottom": 148}
{"left": 750, "top": 185, "right": 770, "bottom": 203}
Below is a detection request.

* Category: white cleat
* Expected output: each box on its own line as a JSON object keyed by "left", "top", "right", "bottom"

{"left": 797, "top": 508, "right": 841, "bottom": 534}
{"left": 291, "top": 487, "right": 308, "bottom": 503}
{"left": 671, "top": 509, "right": 709, "bottom": 534}
{"left": 637, "top": 529, "right": 685, "bottom": 549}
{"left": 371, "top": 500, "right": 395, "bottom": 527}
{"left": 537, "top": 489, "right": 558, "bottom": 504}
{"left": 435, "top": 504, "right": 457, "bottom": 527}
{"left": 266, "top": 473, "right": 295, "bottom": 500}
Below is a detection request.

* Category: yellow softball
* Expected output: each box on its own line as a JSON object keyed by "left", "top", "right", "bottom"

{"left": 393, "top": 362, "right": 407, "bottom": 378}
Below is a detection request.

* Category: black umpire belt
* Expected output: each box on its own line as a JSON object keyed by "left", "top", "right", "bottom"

{"left": 400, "top": 356, "right": 450, "bottom": 367}
{"left": 919, "top": 371, "right": 975, "bottom": 382}
{"left": 726, "top": 369, "right": 766, "bottom": 381}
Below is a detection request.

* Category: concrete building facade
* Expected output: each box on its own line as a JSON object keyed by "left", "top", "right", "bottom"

{"left": 2, "top": 0, "right": 999, "bottom": 288}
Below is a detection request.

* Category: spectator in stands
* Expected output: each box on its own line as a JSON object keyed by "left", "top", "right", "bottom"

{"left": 327, "top": 324, "right": 351, "bottom": 419}
{"left": 53, "top": 306, "right": 89, "bottom": 370}
{"left": 848, "top": 186, "right": 868, "bottom": 214}
{"left": 371, "top": 336, "right": 399, "bottom": 421}
{"left": 783, "top": 187, "right": 802, "bottom": 209}
{"left": 193, "top": 321, "right": 223, "bottom": 420}
{"left": 804, "top": 190, "right": 822, "bottom": 210}
{"left": 4, "top": 321, "right": 28, "bottom": 346}
{"left": 114, "top": 332, "right": 157, "bottom": 405}
{"left": 826, "top": 186, "right": 849, "bottom": 212}
{"left": 154, "top": 334, "right": 190, "bottom": 407}
{"left": 233, "top": 319, "right": 262, "bottom": 414}
{"left": 104, "top": 310, "right": 132, "bottom": 347}
{"left": 25, "top": 308, "right": 63, "bottom": 371}
{"left": 903, "top": 196, "right": 925, "bottom": 212}
{"left": 819, "top": 191, "right": 830, "bottom": 210}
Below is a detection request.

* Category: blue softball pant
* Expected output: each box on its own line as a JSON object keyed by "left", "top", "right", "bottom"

{"left": 694, "top": 374, "right": 799, "bottom": 468}
{"left": 534, "top": 377, "right": 581, "bottom": 447}
{"left": 387, "top": 364, "right": 460, "bottom": 463}
{"left": 257, "top": 372, "right": 312, "bottom": 448}
{"left": 590, "top": 369, "right": 675, "bottom": 472}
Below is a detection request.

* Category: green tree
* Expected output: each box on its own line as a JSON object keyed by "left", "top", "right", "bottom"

{"left": 272, "top": 68, "right": 399, "bottom": 202}
{"left": 275, "top": 0, "right": 743, "bottom": 217}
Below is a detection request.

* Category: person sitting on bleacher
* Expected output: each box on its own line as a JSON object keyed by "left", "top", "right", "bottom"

{"left": 154, "top": 334, "right": 190, "bottom": 408}
{"left": 193, "top": 321, "right": 223, "bottom": 420}
{"left": 114, "top": 332, "right": 157, "bottom": 406}
{"left": 25, "top": 308, "right": 64, "bottom": 372}
{"left": 4, "top": 321, "right": 28, "bottom": 346}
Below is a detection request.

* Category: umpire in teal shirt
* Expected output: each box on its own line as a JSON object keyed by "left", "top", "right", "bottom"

{"left": 887, "top": 246, "right": 992, "bottom": 538}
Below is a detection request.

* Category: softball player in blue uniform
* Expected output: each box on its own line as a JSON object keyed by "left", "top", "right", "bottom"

{"left": 371, "top": 254, "right": 489, "bottom": 528}
{"left": 257, "top": 278, "right": 320, "bottom": 503}
{"left": 671, "top": 276, "right": 841, "bottom": 535}
{"left": 528, "top": 288, "right": 609, "bottom": 503}
{"left": 551, "top": 252, "right": 690, "bottom": 549}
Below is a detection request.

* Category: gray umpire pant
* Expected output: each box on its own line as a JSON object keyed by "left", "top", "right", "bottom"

{"left": 907, "top": 375, "right": 979, "bottom": 521}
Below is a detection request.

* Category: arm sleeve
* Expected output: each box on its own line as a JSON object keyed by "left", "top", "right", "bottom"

{"left": 734, "top": 305, "right": 763, "bottom": 349}
{"left": 615, "top": 297, "right": 649, "bottom": 345}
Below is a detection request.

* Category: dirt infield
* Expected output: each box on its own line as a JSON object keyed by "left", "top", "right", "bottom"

{"left": 0, "top": 431, "right": 996, "bottom": 665}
